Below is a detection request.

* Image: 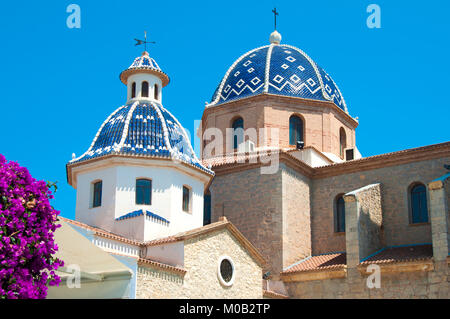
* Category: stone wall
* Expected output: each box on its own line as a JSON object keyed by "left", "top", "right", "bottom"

{"left": 311, "top": 157, "right": 449, "bottom": 255}
{"left": 210, "top": 167, "right": 283, "bottom": 274}
{"left": 284, "top": 264, "right": 449, "bottom": 299}
{"left": 136, "top": 228, "right": 263, "bottom": 298}
{"left": 281, "top": 164, "right": 312, "bottom": 268}
{"left": 344, "top": 184, "right": 383, "bottom": 266}
{"left": 136, "top": 266, "right": 184, "bottom": 299}
{"left": 446, "top": 181, "right": 450, "bottom": 250}
{"left": 182, "top": 228, "right": 262, "bottom": 298}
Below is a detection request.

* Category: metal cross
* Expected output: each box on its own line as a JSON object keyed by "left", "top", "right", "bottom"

{"left": 272, "top": 8, "right": 279, "bottom": 30}
{"left": 134, "top": 31, "right": 156, "bottom": 52}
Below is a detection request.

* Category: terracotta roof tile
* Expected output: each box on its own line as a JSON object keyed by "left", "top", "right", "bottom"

{"left": 144, "top": 217, "right": 266, "bottom": 267}
{"left": 360, "top": 244, "right": 433, "bottom": 265}
{"left": 60, "top": 217, "right": 142, "bottom": 246}
{"left": 143, "top": 236, "right": 180, "bottom": 246}
{"left": 263, "top": 290, "right": 289, "bottom": 299}
{"left": 283, "top": 253, "right": 346, "bottom": 274}
{"left": 137, "top": 258, "right": 187, "bottom": 275}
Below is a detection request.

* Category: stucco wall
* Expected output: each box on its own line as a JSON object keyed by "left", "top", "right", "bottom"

{"left": 74, "top": 159, "right": 205, "bottom": 242}
{"left": 136, "top": 228, "right": 263, "bottom": 298}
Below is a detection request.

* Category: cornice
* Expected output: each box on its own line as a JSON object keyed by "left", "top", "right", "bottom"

{"left": 207, "top": 142, "right": 450, "bottom": 180}
{"left": 201, "top": 93, "right": 358, "bottom": 128}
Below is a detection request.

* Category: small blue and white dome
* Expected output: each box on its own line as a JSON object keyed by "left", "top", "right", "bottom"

{"left": 120, "top": 51, "right": 170, "bottom": 87}
{"left": 209, "top": 31, "right": 348, "bottom": 113}
{"left": 70, "top": 52, "right": 211, "bottom": 174}
{"left": 70, "top": 101, "right": 211, "bottom": 173}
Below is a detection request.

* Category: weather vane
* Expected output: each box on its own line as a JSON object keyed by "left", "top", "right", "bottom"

{"left": 134, "top": 31, "right": 156, "bottom": 52}
{"left": 272, "top": 8, "right": 279, "bottom": 30}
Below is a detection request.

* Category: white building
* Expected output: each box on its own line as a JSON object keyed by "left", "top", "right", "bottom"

{"left": 57, "top": 50, "right": 271, "bottom": 299}
{"left": 66, "top": 50, "right": 214, "bottom": 243}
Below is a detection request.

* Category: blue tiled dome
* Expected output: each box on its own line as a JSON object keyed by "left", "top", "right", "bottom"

{"left": 119, "top": 51, "right": 170, "bottom": 87}
{"left": 209, "top": 42, "right": 348, "bottom": 112}
{"left": 70, "top": 101, "right": 212, "bottom": 174}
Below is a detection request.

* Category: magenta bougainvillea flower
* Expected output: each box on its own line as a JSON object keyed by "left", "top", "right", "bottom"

{"left": 0, "top": 154, "right": 63, "bottom": 299}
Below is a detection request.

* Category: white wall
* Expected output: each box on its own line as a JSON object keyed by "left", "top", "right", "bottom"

{"left": 74, "top": 160, "right": 206, "bottom": 242}
{"left": 75, "top": 166, "right": 118, "bottom": 233}
{"left": 144, "top": 241, "right": 185, "bottom": 267}
{"left": 127, "top": 73, "right": 162, "bottom": 104}
{"left": 289, "top": 148, "right": 332, "bottom": 167}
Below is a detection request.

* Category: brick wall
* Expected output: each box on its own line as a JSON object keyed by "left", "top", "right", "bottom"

{"left": 201, "top": 95, "right": 357, "bottom": 159}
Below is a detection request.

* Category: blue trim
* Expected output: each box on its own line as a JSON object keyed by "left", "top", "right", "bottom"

{"left": 116, "top": 209, "right": 144, "bottom": 221}
{"left": 432, "top": 172, "right": 450, "bottom": 182}
{"left": 115, "top": 209, "right": 170, "bottom": 224}
{"left": 359, "top": 243, "right": 432, "bottom": 263}
{"left": 283, "top": 256, "right": 312, "bottom": 271}
{"left": 283, "top": 251, "right": 346, "bottom": 271}
{"left": 145, "top": 210, "right": 170, "bottom": 224}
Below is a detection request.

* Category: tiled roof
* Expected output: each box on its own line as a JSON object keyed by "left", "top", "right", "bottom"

{"left": 119, "top": 51, "right": 170, "bottom": 86}
{"left": 137, "top": 257, "right": 186, "bottom": 275}
{"left": 115, "top": 209, "right": 169, "bottom": 224}
{"left": 60, "top": 217, "right": 142, "bottom": 246}
{"left": 68, "top": 101, "right": 213, "bottom": 175}
{"left": 283, "top": 253, "right": 346, "bottom": 274}
{"left": 263, "top": 290, "right": 289, "bottom": 299}
{"left": 143, "top": 217, "right": 266, "bottom": 267}
{"left": 203, "top": 142, "right": 450, "bottom": 180}
{"left": 360, "top": 244, "right": 433, "bottom": 265}
{"left": 60, "top": 217, "right": 185, "bottom": 274}
{"left": 209, "top": 43, "right": 347, "bottom": 112}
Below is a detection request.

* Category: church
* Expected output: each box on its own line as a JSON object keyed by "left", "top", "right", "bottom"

{"left": 48, "top": 25, "right": 449, "bottom": 299}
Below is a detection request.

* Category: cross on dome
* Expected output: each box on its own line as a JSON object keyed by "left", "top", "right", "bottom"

{"left": 272, "top": 8, "right": 279, "bottom": 30}
{"left": 270, "top": 8, "right": 282, "bottom": 44}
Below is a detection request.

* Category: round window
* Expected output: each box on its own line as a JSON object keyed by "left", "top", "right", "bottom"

{"left": 217, "top": 256, "right": 235, "bottom": 286}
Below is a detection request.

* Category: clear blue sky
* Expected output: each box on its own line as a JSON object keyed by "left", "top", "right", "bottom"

{"left": 0, "top": 0, "right": 449, "bottom": 220}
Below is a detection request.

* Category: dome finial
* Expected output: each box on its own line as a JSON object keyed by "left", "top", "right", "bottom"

{"left": 270, "top": 8, "right": 281, "bottom": 44}
{"left": 270, "top": 30, "right": 282, "bottom": 44}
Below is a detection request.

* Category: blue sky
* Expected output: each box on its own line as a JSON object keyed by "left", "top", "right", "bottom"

{"left": 0, "top": 0, "right": 449, "bottom": 220}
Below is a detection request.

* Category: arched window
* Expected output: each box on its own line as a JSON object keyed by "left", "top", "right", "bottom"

{"left": 92, "top": 181, "right": 102, "bottom": 208}
{"left": 335, "top": 195, "right": 346, "bottom": 233}
{"left": 232, "top": 117, "right": 244, "bottom": 150}
{"left": 289, "top": 115, "right": 303, "bottom": 146}
{"left": 136, "top": 179, "right": 152, "bottom": 205}
{"left": 141, "top": 81, "right": 149, "bottom": 98}
{"left": 154, "top": 84, "right": 159, "bottom": 100}
{"left": 340, "top": 128, "right": 347, "bottom": 159}
{"left": 410, "top": 183, "right": 429, "bottom": 224}
{"left": 131, "top": 82, "right": 136, "bottom": 98}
